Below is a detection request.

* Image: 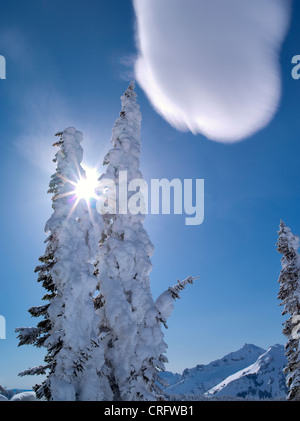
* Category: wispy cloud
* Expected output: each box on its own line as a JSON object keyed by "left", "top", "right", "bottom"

{"left": 133, "top": 0, "right": 291, "bottom": 143}
{"left": 0, "top": 27, "right": 74, "bottom": 174}
{"left": 119, "top": 53, "right": 138, "bottom": 82}
{"left": 14, "top": 86, "right": 73, "bottom": 174}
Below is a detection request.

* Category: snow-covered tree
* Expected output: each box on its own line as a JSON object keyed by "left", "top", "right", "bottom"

{"left": 277, "top": 220, "right": 300, "bottom": 401}
{"left": 94, "top": 82, "right": 196, "bottom": 401}
{"left": 94, "top": 82, "right": 167, "bottom": 401}
{"left": 16, "top": 127, "right": 112, "bottom": 401}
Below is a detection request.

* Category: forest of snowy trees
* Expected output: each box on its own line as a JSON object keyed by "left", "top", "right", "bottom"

{"left": 13, "top": 83, "right": 300, "bottom": 401}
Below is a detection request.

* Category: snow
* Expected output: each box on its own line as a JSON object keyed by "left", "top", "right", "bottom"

{"left": 10, "top": 392, "right": 37, "bottom": 401}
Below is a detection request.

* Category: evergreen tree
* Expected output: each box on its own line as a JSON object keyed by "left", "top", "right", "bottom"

{"left": 94, "top": 82, "right": 167, "bottom": 401}
{"left": 94, "top": 82, "right": 196, "bottom": 401}
{"left": 16, "top": 127, "right": 112, "bottom": 401}
{"left": 277, "top": 220, "right": 300, "bottom": 401}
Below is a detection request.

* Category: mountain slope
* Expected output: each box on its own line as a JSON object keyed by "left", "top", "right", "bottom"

{"left": 159, "top": 371, "right": 181, "bottom": 388}
{"left": 164, "top": 343, "right": 266, "bottom": 396}
{"left": 204, "top": 344, "right": 287, "bottom": 399}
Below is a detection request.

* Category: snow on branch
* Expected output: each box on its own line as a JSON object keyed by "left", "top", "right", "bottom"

{"left": 19, "top": 365, "right": 50, "bottom": 377}
{"left": 15, "top": 327, "right": 41, "bottom": 346}
{"left": 155, "top": 276, "right": 198, "bottom": 328}
{"left": 167, "top": 276, "right": 197, "bottom": 300}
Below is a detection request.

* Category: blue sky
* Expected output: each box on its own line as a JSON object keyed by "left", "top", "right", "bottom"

{"left": 0, "top": 0, "right": 300, "bottom": 389}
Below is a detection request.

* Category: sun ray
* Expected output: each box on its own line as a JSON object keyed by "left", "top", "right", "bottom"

{"left": 67, "top": 196, "right": 80, "bottom": 220}
{"left": 53, "top": 190, "right": 76, "bottom": 201}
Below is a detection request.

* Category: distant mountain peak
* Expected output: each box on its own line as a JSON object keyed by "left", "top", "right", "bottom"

{"left": 204, "top": 344, "right": 287, "bottom": 400}
{"left": 162, "top": 343, "right": 266, "bottom": 397}
{"left": 242, "top": 343, "right": 264, "bottom": 350}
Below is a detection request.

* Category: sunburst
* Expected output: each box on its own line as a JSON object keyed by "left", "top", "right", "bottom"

{"left": 74, "top": 167, "right": 99, "bottom": 203}
{"left": 54, "top": 165, "right": 100, "bottom": 221}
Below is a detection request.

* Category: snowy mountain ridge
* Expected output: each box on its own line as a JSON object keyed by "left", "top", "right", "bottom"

{"left": 205, "top": 344, "right": 287, "bottom": 400}
{"left": 161, "top": 343, "right": 287, "bottom": 400}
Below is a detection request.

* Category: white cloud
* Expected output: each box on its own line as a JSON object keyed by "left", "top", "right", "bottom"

{"left": 133, "top": 0, "right": 291, "bottom": 143}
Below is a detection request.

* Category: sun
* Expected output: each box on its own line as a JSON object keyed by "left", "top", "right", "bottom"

{"left": 75, "top": 168, "right": 99, "bottom": 203}
{"left": 55, "top": 166, "right": 100, "bottom": 220}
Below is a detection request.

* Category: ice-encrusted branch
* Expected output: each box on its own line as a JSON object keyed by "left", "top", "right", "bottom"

{"left": 155, "top": 276, "right": 198, "bottom": 328}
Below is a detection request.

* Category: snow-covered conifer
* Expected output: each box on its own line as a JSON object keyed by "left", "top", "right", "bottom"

{"left": 94, "top": 82, "right": 170, "bottom": 401}
{"left": 94, "top": 82, "right": 196, "bottom": 401}
{"left": 277, "top": 220, "right": 300, "bottom": 401}
{"left": 16, "top": 127, "right": 112, "bottom": 401}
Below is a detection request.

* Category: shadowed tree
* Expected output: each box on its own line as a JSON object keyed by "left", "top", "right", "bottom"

{"left": 277, "top": 220, "right": 300, "bottom": 401}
